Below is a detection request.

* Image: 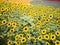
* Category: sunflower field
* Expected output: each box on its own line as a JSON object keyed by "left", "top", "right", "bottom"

{"left": 0, "top": 1, "right": 60, "bottom": 45}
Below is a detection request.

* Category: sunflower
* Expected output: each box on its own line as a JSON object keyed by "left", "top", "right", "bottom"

{"left": 12, "top": 22, "right": 17, "bottom": 27}
{"left": 42, "top": 13, "right": 46, "bottom": 18}
{"left": 57, "top": 20, "right": 60, "bottom": 24}
{"left": 4, "top": 7, "right": 9, "bottom": 12}
{"left": 32, "top": 37, "right": 36, "bottom": 42}
{"left": 49, "top": 14, "right": 53, "bottom": 19}
{"left": 44, "top": 18, "right": 50, "bottom": 22}
{"left": 1, "top": 7, "right": 4, "bottom": 11}
{"left": 15, "top": 34, "right": 20, "bottom": 40}
{"left": 17, "top": 40, "right": 21, "bottom": 45}
{"left": 19, "top": 34, "right": 23, "bottom": 37}
{"left": 35, "top": 24, "right": 40, "bottom": 28}
{"left": 2, "top": 20, "right": 7, "bottom": 24}
{"left": 46, "top": 42, "right": 50, "bottom": 45}
{"left": 28, "top": 12, "right": 32, "bottom": 16}
{"left": 55, "top": 30, "right": 60, "bottom": 36}
{"left": 26, "top": 34, "right": 31, "bottom": 40}
{"left": 44, "top": 34, "right": 49, "bottom": 40}
{"left": 7, "top": 22, "right": 11, "bottom": 27}
{"left": 7, "top": 40, "right": 12, "bottom": 45}
{"left": 23, "top": 26, "right": 29, "bottom": 32}
{"left": 50, "top": 34, "right": 56, "bottom": 40}
{"left": 55, "top": 40, "right": 60, "bottom": 45}
{"left": 38, "top": 36, "right": 42, "bottom": 41}
{"left": 46, "top": 24, "right": 49, "bottom": 27}
{"left": 9, "top": 28, "right": 15, "bottom": 33}
{"left": 37, "top": 21, "right": 42, "bottom": 25}
{"left": 21, "top": 37, "right": 26, "bottom": 43}
{"left": 41, "top": 29, "right": 46, "bottom": 34}
{"left": 34, "top": 12, "right": 38, "bottom": 16}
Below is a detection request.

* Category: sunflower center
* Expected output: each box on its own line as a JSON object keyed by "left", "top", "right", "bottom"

{"left": 9, "top": 42, "right": 11, "bottom": 44}
{"left": 56, "top": 42, "right": 59, "bottom": 44}
{"left": 39, "top": 37, "right": 41, "bottom": 39}
{"left": 11, "top": 30, "right": 14, "bottom": 32}
{"left": 8, "top": 24, "right": 10, "bottom": 25}
{"left": 3, "top": 21, "right": 5, "bottom": 23}
{"left": 57, "top": 32, "right": 59, "bottom": 34}
{"left": 46, "top": 36, "right": 48, "bottom": 38}
{"left": 22, "top": 39, "right": 24, "bottom": 41}
{"left": 25, "top": 28, "right": 27, "bottom": 30}
{"left": 52, "top": 36, "right": 54, "bottom": 38}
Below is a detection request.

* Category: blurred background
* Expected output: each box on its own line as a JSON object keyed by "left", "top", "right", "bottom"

{"left": 31, "top": 0, "right": 60, "bottom": 7}
{"left": 0, "top": 0, "right": 60, "bottom": 7}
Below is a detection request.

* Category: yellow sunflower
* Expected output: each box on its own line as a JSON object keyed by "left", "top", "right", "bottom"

{"left": 49, "top": 14, "right": 53, "bottom": 19}
{"left": 7, "top": 22, "right": 11, "bottom": 27}
{"left": 9, "top": 28, "right": 15, "bottom": 33}
{"left": 38, "top": 36, "right": 42, "bottom": 41}
{"left": 35, "top": 24, "right": 40, "bottom": 29}
{"left": 17, "top": 40, "right": 21, "bottom": 45}
{"left": 19, "top": 34, "right": 23, "bottom": 37}
{"left": 7, "top": 40, "right": 12, "bottom": 45}
{"left": 34, "top": 12, "right": 38, "bottom": 16}
{"left": 50, "top": 34, "right": 56, "bottom": 40}
{"left": 12, "top": 22, "right": 17, "bottom": 27}
{"left": 32, "top": 37, "right": 36, "bottom": 42}
{"left": 41, "top": 29, "right": 46, "bottom": 34}
{"left": 26, "top": 34, "right": 31, "bottom": 40}
{"left": 1, "top": 7, "right": 4, "bottom": 11}
{"left": 55, "top": 40, "right": 60, "bottom": 45}
{"left": 55, "top": 30, "right": 60, "bottom": 36}
{"left": 44, "top": 34, "right": 49, "bottom": 40}
{"left": 42, "top": 13, "right": 46, "bottom": 18}
{"left": 44, "top": 18, "right": 50, "bottom": 22}
{"left": 28, "top": 12, "right": 32, "bottom": 16}
{"left": 21, "top": 37, "right": 26, "bottom": 43}
{"left": 57, "top": 20, "right": 60, "bottom": 24}
{"left": 4, "top": 7, "right": 9, "bottom": 12}
{"left": 23, "top": 26, "right": 29, "bottom": 32}
{"left": 37, "top": 21, "right": 42, "bottom": 25}
{"left": 46, "top": 42, "right": 50, "bottom": 45}
{"left": 15, "top": 34, "right": 20, "bottom": 40}
{"left": 2, "top": 20, "right": 7, "bottom": 24}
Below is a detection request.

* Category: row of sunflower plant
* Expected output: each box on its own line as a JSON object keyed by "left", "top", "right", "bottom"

{"left": 0, "top": 1, "right": 60, "bottom": 45}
